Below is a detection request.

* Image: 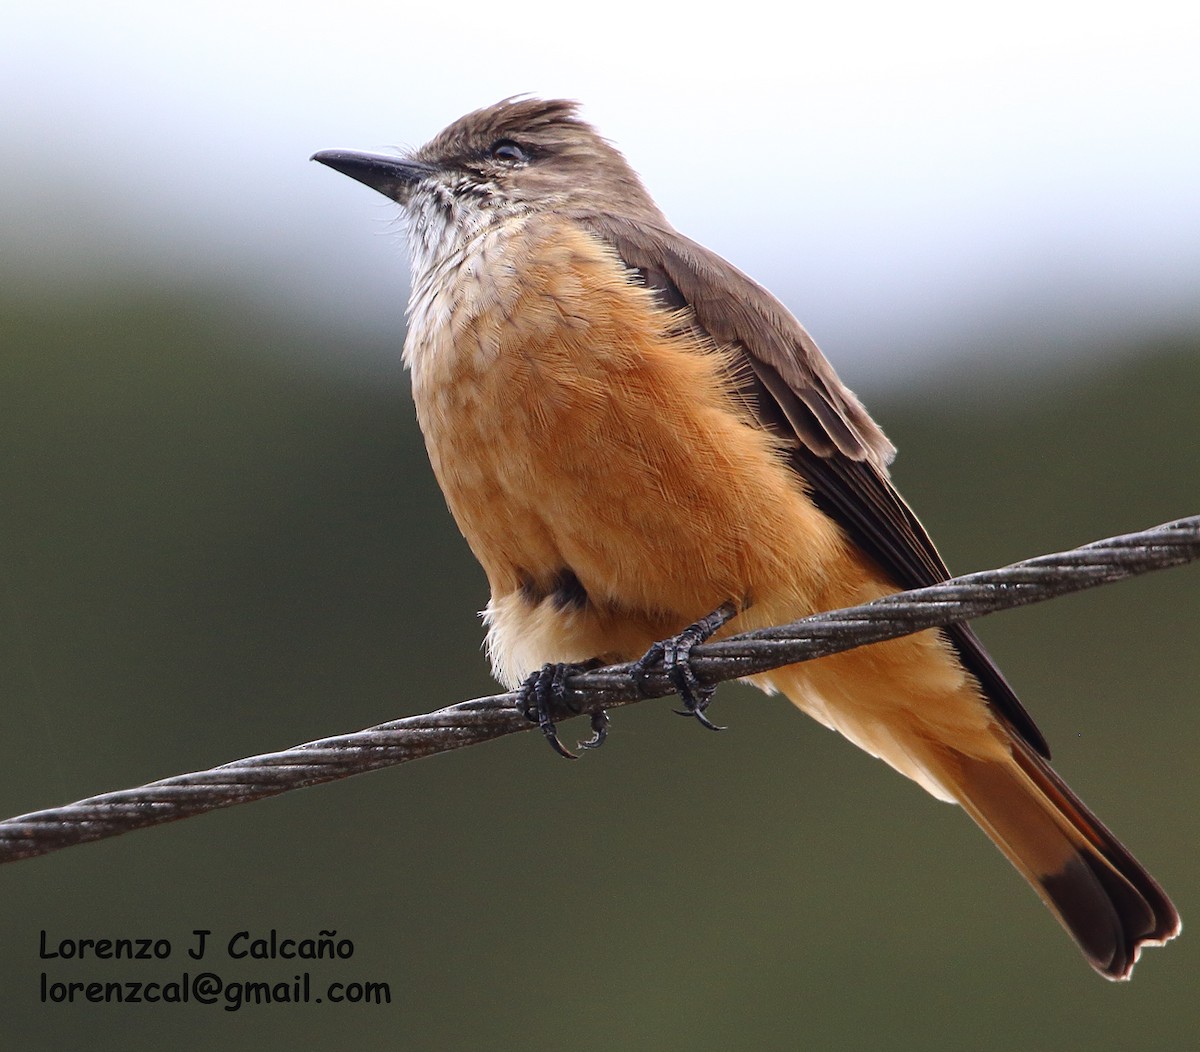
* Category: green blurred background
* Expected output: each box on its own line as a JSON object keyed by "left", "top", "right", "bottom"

{"left": 3, "top": 2, "right": 1199, "bottom": 1048}
{"left": 2, "top": 289, "right": 1197, "bottom": 1050}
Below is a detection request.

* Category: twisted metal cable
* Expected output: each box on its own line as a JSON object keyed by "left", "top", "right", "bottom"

{"left": 2, "top": 515, "right": 1196, "bottom": 865}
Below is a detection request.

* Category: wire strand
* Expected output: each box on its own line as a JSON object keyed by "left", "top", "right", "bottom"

{"left": 1, "top": 515, "right": 1196, "bottom": 864}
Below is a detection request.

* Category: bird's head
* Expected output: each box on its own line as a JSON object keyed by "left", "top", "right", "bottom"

{"left": 313, "top": 97, "right": 665, "bottom": 256}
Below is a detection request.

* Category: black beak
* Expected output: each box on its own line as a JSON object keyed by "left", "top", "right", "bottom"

{"left": 311, "top": 150, "right": 434, "bottom": 202}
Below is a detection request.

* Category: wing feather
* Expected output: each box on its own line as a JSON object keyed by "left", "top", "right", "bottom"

{"left": 578, "top": 213, "right": 1050, "bottom": 757}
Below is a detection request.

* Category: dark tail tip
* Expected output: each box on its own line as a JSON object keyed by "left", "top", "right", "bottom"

{"left": 1041, "top": 834, "right": 1180, "bottom": 980}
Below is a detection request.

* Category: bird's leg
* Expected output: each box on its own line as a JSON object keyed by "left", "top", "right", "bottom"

{"left": 516, "top": 659, "right": 605, "bottom": 759}
{"left": 632, "top": 600, "right": 742, "bottom": 730}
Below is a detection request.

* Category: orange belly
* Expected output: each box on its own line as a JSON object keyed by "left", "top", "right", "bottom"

{"left": 403, "top": 215, "right": 1003, "bottom": 797}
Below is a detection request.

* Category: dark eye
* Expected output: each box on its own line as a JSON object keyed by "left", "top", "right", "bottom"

{"left": 488, "top": 139, "right": 530, "bottom": 164}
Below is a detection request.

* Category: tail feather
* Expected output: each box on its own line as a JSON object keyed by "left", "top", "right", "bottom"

{"left": 764, "top": 648, "right": 1178, "bottom": 977}
{"left": 927, "top": 739, "right": 1179, "bottom": 980}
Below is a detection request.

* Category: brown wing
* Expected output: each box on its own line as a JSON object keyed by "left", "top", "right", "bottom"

{"left": 579, "top": 212, "right": 1050, "bottom": 758}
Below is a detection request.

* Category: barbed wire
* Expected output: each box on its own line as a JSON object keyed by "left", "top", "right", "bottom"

{"left": 1, "top": 515, "right": 1196, "bottom": 865}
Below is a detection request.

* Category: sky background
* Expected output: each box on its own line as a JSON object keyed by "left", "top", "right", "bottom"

{"left": 3, "top": 0, "right": 1198, "bottom": 384}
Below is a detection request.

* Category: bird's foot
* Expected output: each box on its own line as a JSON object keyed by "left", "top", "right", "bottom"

{"left": 517, "top": 661, "right": 606, "bottom": 759}
{"left": 632, "top": 601, "right": 740, "bottom": 731}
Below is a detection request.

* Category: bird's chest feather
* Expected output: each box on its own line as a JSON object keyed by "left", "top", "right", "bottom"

{"left": 402, "top": 215, "right": 840, "bottom": 625}
{"left": 403, "top": 219, "right": 613, "bottom": 588}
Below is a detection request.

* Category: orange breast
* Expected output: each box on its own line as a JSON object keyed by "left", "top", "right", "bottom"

{"left": 404, "top": 215, "right": 873, "bottom": 682}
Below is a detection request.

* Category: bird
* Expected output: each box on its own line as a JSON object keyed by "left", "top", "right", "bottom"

{"left": 313, "top": 97, "right": 1179, "bottom": 979}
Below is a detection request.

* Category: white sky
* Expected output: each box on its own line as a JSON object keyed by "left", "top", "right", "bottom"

{"left": 3, "top": 0, "right": 1198, "bottom": 383}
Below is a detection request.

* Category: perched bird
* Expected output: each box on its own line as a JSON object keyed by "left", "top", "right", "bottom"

{"left": 313, "top": 97, "right": 1178, "bottom": 978}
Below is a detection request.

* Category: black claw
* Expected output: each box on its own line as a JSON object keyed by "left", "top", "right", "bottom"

{"left": 516, "top": 660, "right": 607, "bottom": 760}
{"left": 674, "top": 697, "right": 725, "bottom": 731}
{"left": 516, "top": 663, "right": 577, "bottom": 759}
{"left": 578, "top": 709, "right": 609, "bottom": 751}
{"left": 632, "top": 601, "right": 739, "bottom": 731}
